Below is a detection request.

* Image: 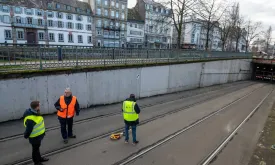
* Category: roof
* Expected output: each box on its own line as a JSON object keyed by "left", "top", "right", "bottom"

{"left": 0, "top": 0, "right": 91, "bottom": 15}
{"left": 143, "top": 0, "right": 165, "bottom": 8}
{"left": 127, "top": 8, "right": 144, "bottom": 23}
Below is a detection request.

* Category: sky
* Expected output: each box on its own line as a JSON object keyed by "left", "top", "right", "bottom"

{"left": 128, "top": 0, "right": 275, "bottom": 42}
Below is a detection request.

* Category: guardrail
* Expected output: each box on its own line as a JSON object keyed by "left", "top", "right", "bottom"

{"left": 0, "top": 44, "right": 252, "bottom": 72}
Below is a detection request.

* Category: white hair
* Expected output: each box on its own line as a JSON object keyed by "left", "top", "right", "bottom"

{"left": 65, "top": 88, "right": 71, "bottom": 92}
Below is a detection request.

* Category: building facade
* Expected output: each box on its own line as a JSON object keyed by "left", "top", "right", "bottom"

{"left": 134, "top": 0, "right": 172, "bottom": 49}
{"left": 172, "top": 18, "right": 222, "bottom": 51}
{"left": 126, "top": 8, "right": 144, "bottom": 48}
{"left": 83, "top": 0, "right": 128, "bottom": 48}
{"left": 0, "top": 0, "right": 93, "bottom": 46}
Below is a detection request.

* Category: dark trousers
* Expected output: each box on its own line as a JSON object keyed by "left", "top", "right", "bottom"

{"left": 125, "top": 124, "right": 137, "bottom": 142}
{"left": 58, "top": 117, "right": 74, "bottom": 139}
{"left": 30, "top": 140, "right": 42, "bottom": 164}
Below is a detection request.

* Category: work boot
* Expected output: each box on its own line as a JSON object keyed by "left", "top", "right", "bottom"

{"left": 68, "top": 135, "right": 76, "bottom": 138}
{"left": 40, "top": 157, "right": 49, "bottom": 162}
{"left": 133, "top": 141, "right": 139, "bottom": 145}
{"left": 63, "top": 139, "right": 68, "bottom": 144}
{"left": 125, "top": 140, "right": 129, "bottom": 144}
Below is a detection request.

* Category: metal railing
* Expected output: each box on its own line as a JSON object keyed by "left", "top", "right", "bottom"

{"left": 0, "top": 44, "right": 252, "bottom": 72}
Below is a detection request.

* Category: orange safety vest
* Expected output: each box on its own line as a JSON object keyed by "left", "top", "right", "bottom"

{"left": 57, "top": 96, "right": 77, "bottom": 118}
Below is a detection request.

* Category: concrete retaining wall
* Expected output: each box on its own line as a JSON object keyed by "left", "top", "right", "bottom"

{"left": 0, "top": 59, "right": 252, "bottom": 122}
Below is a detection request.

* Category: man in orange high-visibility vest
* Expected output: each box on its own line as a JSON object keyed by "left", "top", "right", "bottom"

{"left": 54, "top": 88, "right": 80, "bottom": 144}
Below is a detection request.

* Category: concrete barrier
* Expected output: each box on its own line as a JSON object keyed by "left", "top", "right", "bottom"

{"left": 0, "top": 59, "right": 252, "bottom": 122}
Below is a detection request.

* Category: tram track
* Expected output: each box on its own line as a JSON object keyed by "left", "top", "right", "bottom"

{"left": 7, "top": 83, "right": 262, "bottom": 165}
{"left": 0, "top": 81, "right": 252, "bottom": 143}
{"left": 112, "top": 85, "right": 272, "bottom": 165}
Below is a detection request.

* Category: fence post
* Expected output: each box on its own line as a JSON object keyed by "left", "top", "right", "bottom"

{"left": 76, "top": 48, "right": 78, "bottom": 67}
{"left": 58, "top": 46, "right": 62, "bottom": 61}
{"left": 112, "top": 48, "right": 115, "bottom": 60}
{"left": 39, "top": 46, "right": 42, "bottom": 70}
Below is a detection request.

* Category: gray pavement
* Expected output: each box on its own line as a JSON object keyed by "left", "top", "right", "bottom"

{"left": 39, "top": 83, "right": 267, "bottom": 165}
{"left": 0, "top": 81, "right": 252, "bottom": 139}
{"left": 0, "top": 81, "right": 256, "bottom": 165}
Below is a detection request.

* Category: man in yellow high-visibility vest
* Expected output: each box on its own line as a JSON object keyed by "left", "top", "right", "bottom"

{"left": 23, "top": 101, "right": 49, "bottom": 165}
{"left": 122, "top": 94, "right": 141, "bottom": 145}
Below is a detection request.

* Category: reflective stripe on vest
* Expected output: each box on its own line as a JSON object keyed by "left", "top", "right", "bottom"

{"left": 24, "top": 115, "right": 45, "bottom": 138}
{"left": 57, "top": 96, "right": 77, "bottom": 118}
{"left": 122, "top": 101, "right": 139, "bottom": 122}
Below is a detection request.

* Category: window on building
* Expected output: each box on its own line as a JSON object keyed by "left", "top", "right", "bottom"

{"left": 121, "top": 32, "right": 125, "bottom": 37}
{"left": 96, "top": 0, "right": 101, "bottom": 5}
{"left": 87, "top": 9, "right": 91, "bottom": 14}
{"left": 67, "top": 22, "right": 73, "bottom": 29}
{"left": 138, "top": 24, "right": 143, "bottom": 29}
{"left": 87, "top": 17, "right": 92, "bottom": 23}
{"left": 56, "top": 3, "right": 61, "bottom": 9}
{"left": 48, "top": 3, "right": 53, "bottom": 9}
{"left": 97, "top": 8, "right": 101, "bottom": 15}
{"left": 16, "top": 17, "right": 22, "bottom": 24}
{"left": 115, "top": 11, "right": 119, "bottom": 18}
{"left": 104, "top": 20, "right": 108, "bottom": 27}
{"left": 121, "top": 24, "right": 125, "bottom": 30}
{"left": 122, "top": 4, "right": 125, "bottom": 10}
{"left": 27, "top": 17, "right": 32, "bottom": 24}
{"left": 97, "top": 20, "right": 102, "bottom": 27}
{"left": 17, "top": 31, "right": 24, "bottom": 39}
{"left": 2, "top": 6, "right": 9, "bottom": 12}
{"left": 111, "top": 1, "right": 115, "bottom": 6}
{"left": 67, "top": 14, "right": 73, "bottom": 20}
{"left": 37, "top": 10, "right": 43, "bottom": 16}
{"left": 110, "top": 21, "right": 114, "bottom": 28}
{"left": 15, "top": 7, "right": 22, "bottom": 14}
{"left": 111, "top": 11, "right": 115, "bottom": 17}
{"left": 58, "top": 21, "right": 63, "bottom": 28}
{"left": 57, "top": 12, "right": 63, "bottom": 19}
{"left": 105, "top": 9, "right": 108, "bottom": 16}
{"left": 88, "top": 36, "right": 92, "bottom": 43}
{"left": 87, "top": 24, "right": 92, "bottom": 31}
{"left": 135, "top": 24, "right": 138, "bottom": 28}
{"left": 38, "top": 19, "right": 43, "bottom": 26}
{"left": 48, "top": 20, "right": 53, "bottom": 27}
{"left": 116, "top": 2, "right": 119, "bottom": 8}
{"left": 97, "top": 40, "right": 101, "bottom": 47}
{"left": 49, "top": 33, "right": 54, "bottom": 41}
{"left": 104, "top": 0, "right": 108, "bottom": 6}
{"left": 25, "top": 9, "right": 33, "bottom": 15}
{"left": 116, "top": 22, "right": 119, "bottom": 27}
{"left": 47, "top": 12, "right": 53, "bottom": 18}
{"left": 130, "top": 23, "right": 132, "bottom": 27}
{"left": 58, "top": 33, "right": 64, "bottom": 42}
{"left": 66, "top": 5, "right": 71, "bottom": 10}
{"left": 2, "top": 15, "right": 10, "bottom": 23}
{"left": 38, "top": 32, "right": 44, "bottom": 40}
{"left": 115, "top": 32, "right": 119, "bottom": 37}
{"left": 68, "top": 34, "right": 73, "bottom": 42}
{"left": 4, "top": 30, "right": 12, "bottom": 39}
{"left": 78, "top": 35, "right": 83, "bottom": 43}
{"left": 97, "top": 29, "right": 102, "bottom": 35}
{"left": 121, "top": 13, "right": 125, "bottom": 20}
{"left": 76, "top": 23, "right": 83, "bottom": 30}
{"left": 76, "top": 15, "right": 82, "bottom": 21}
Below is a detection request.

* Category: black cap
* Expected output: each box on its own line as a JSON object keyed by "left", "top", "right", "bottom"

{"left": 130, "top": 94, "right": 135, "bottom": 98}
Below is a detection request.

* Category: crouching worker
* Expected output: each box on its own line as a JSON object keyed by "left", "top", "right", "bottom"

{"left": 23, "top": 101, "right": 49, "bottom": 165}
{"left": 122, "top": 94, "right": 141, "bottom": 145}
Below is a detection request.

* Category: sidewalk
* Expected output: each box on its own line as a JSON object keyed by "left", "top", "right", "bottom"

{"left": 248, "top": 101, "right": 275, "bottom": 165}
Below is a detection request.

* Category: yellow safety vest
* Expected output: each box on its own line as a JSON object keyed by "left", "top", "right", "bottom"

{"left": 24, "top": 115, "right": 45, "bottom": 138}
{"left": 122, "top": 101, "right": 139, "bottom": 121}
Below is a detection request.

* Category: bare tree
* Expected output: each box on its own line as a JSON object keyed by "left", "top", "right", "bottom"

{"left": 197, "top": 0, "right": 228, "bottom": 50}
{"left": 264, "top": 26, "right": 272, "bottom": 53}
{"left": 219, "top": 9, "right": 232, "bottom": 51}
{"left": 167, "top": 0, "right": 196, "bottom": 49}
{"left": 243, "top": 19, "right": 262, "bottom": 53}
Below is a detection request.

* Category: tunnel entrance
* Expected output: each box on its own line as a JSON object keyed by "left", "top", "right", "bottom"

{"left": 252, "top": 61, "right": 275, "bottom": 82}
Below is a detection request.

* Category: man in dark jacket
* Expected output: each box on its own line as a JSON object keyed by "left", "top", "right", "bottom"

{"left": 122, "top": 94, "right": 141, "bottom": 145}
{"left": 23, "top": 101, "right": 49, "bottom": 165}
{"left": 54, "top": 88, "right": 80, "bottom": 144}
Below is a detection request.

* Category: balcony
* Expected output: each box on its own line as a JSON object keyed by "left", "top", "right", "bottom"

{"left": 12, "top": 22, "right": 44, "bottom": 29}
